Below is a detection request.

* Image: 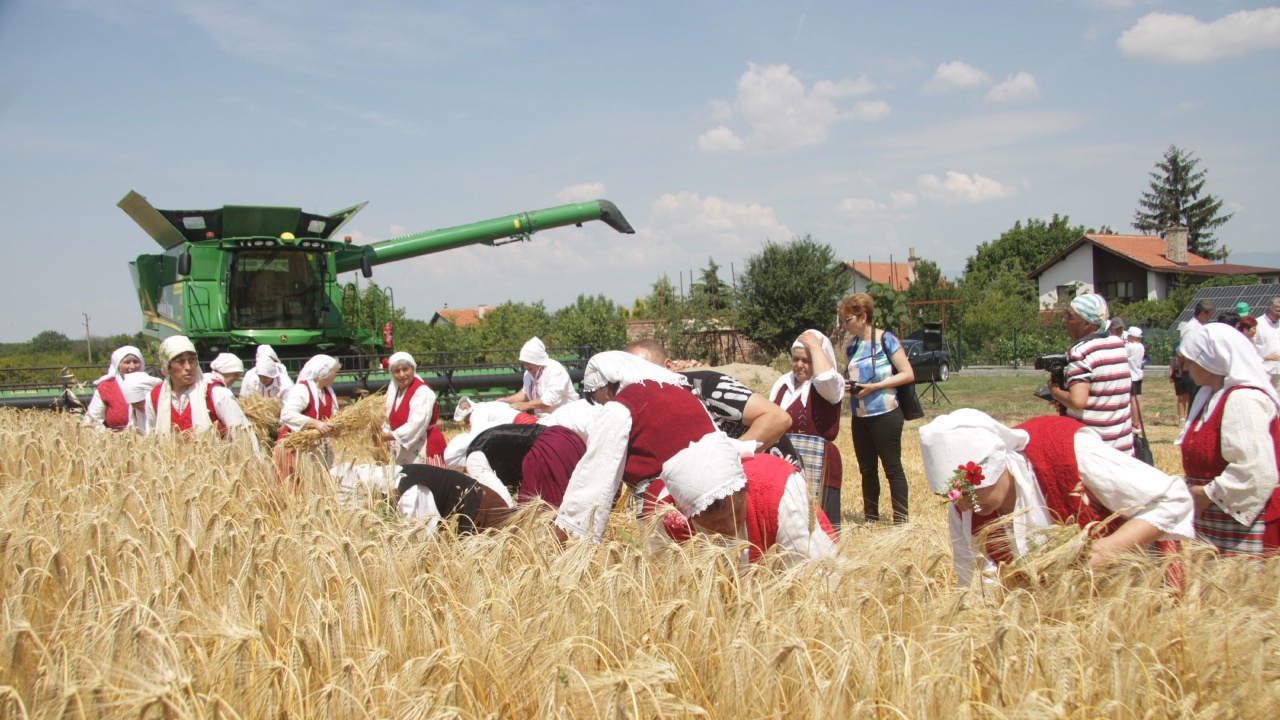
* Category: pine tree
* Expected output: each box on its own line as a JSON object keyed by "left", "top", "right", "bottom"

{"left": 1133, "top": 145, "right": 1233, "bottom": 261}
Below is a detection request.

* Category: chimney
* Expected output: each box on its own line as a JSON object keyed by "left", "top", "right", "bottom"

{"left": 907, "top": 247, "right": 919, "bottom": 281}
{"left": 1165, "top": 227, "right": 1188, "bottom": 265}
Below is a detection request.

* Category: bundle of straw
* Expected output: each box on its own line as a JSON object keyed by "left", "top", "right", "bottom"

{"left": 237, "top": 395, "right": 282, "bottom": 448}
{"left": 279, "top": 391, "right": 388, "bottom": 460}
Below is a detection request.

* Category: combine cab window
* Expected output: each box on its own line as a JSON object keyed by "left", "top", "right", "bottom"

{"left": 229, "top": 250, "right": 324, "bottom": 329}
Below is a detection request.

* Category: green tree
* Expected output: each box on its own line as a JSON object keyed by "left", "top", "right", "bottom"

{"left": 29, "top": 330, "right": 73, "bottom": 356}
{"left": 473, "top": 301, "right": 552, "bottom": 351}
{"left": 1133, "top": 145, "right": 1233, "bottom": 261}
{"left": 736, "top": 236, "right": 850, "bottom": 356}
{"left": 962, "top": 214, "right": 1085, "bottom": 282}
{"left": 551, "top": 294, "right": 628, "bottom": 353}
{"left": 866, "top": 281, "right": 910, "bottom": 336}
{"left": 691, "top": 257, "right": 734, "bottom": 311}
{"left": 903, "top": 259, "right": 959, "bottom": 326}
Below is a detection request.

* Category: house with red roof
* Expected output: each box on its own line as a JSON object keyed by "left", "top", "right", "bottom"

{"left": 429, "top": 305, "right": 496, "bottom": 327}
{"left": 1029, "top": 229, "right": 1280, "bottom": 309}
{"left": 846, "top": 248, "right": 920, "bottom": 292}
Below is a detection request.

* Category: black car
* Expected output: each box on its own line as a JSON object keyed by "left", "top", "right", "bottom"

{"left": 902, "top": 338, "right": 952, "bottom": 382}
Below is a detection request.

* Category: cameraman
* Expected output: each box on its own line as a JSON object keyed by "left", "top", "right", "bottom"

{"left": 1049, "top": 294, "right": 1134, "bottom": 455}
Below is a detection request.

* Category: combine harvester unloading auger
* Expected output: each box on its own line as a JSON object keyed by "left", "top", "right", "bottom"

{"left": 0, "top": 192, "right": 635, "bottom": 409}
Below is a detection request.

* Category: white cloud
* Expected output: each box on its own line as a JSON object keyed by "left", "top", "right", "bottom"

{"left": 698, "top": 64, "right": 884, "bottom": 153}
{"left": 986, "top": 72, "right": 1039, "bottom": 103}
{"left": 837, "top": 197, "right": 886, "bottom": 216}
{"left": 849, "top": 100, "right": 892, "bottom": 121}
{"left": 917, "top": 172, "right": 1017, "bottom": 204}
{"left": 1118, "top": 9, "right": 1280, "bottom": 63}
{"left": 697, "top": 126, "right": 746, "bottom": 152}
{"left": 890, "top": 191, "right": 918, "bottom": 209}
{"left": 705, "top": 99, "right": 734, "bottom": 122}
{"left": 651, "top": 192, "right": 792, "bottom": 251}
{"left": 923, "top": 61, "right": 991, "bottom": 93}
{"left": 557, "top": 182, "right": 608, "bottom": 203}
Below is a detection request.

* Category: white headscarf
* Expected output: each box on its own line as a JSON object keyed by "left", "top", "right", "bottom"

{"left": 1178, "top": 322, "right": 1280, "bottom": 431}
{"left": 453, "top": 396, "right": 475, "bottom": 422}
{"left": 519, "top": 337, "right": 550, "bottom": 365}
{"left": 918, "top": 409, "right": 1031, "bottom": 495}
{"left": 118, "top": 371, "right": 161, "bottom": 404}
{"left": 210, "top": 353, "right": 244, "bottom": 376}
{"left": 298, "top": 355, "right": 339, "bottom": 383}
{"left": 296, "top": 354, "right": 340, "bottom": 419}
{"left": 582, "top": 350, "right": 689, "bottom": 393}
{"left": 784, "top": 330, "right": 838, "bottom": 405}
{"left": 385, "top": 351, "right": 426, "bottom": 414}
{"left": 154, "top": 335, "right": 212, "bottom": 434}
{"left": 95, "top": 345, "right": 145, "bottom": 386}
{"left": 254, "top": 345, "right": 281, "bottom": 378}
{"left": 659, "top": 432, "right": 749, "bottom": 518}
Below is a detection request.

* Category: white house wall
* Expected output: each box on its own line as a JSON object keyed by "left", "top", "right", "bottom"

{"left": 1037, "top": 246, "right": 1096, "bottom": 308}
{"left": 1146, "top": 270, "right": 1165, "bottom": 300}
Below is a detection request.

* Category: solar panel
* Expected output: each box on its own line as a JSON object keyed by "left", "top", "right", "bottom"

{"left": 1169, "top": 283, "right": 1280, "bottom": 329}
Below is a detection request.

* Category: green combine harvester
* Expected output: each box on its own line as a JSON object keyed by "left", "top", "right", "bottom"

{"left": 0, "top": 192, "right": 634, "bottom": 409}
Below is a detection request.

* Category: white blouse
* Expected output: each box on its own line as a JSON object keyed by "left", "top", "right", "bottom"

{"left": 382, "top": 381, "right": 437, "bottom": 465}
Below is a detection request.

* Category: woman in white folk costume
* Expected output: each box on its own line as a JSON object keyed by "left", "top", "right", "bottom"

{"left": 239, "top": 344, "right": 294, "bottom": 399}
{"left": 82, "top": 345, "right": 147, "bottom": 432}
{"left": 116, "top": 371, "right": 162, "bottom": 434}
{"left": 145, "top": 336, "right": 256, "bottom": 444}
{"left": 499, "top": 337, "right": 579, "bottom": 417}
{"left": 646, "top": 433, "right": 838, "bottom": 565}
{"left": 918, "top": 409, "right": 1194, "bottom": 587}
{"left": 769, "top": 329, "right": 845, "bottom": 529}
{"left": 1176, "top": 323, "right": 1280, "bottom": 555}
{"left": 555, "top": 351, "right": 721, "bottom": 542}
{"left": 277, "top": 354, "right": 341, "bottom": 472}
{"left": 207, "top": 353, "right": 244, "bottom": 391}
{"left": 380, "top": 352, "right": 447, "bottom": 466}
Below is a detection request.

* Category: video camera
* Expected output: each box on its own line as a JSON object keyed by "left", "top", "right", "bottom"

{"left": 1032, "top": 352, "right": 1069, "bottom": 403}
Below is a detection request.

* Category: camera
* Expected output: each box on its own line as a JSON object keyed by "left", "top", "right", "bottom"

{"left": 1032, "top": 352, "right": 1069, "bottom": 403}
{"left": 1033, "top": 352, "right": 1069, "bottom": 387}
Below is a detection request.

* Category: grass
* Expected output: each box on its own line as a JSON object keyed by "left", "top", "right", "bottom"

{"left": 0, "top": 377, "right": 1276, "bottom": 718}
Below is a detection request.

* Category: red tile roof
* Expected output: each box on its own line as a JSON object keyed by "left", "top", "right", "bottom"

{"left": 431, "top": 305, "right": 495, "bottom": 327}
{"left": 847, "top": 261, "right": 913, "bottom": 291}
{"left": 1084, "top": 233, "right": 1214, "bottom": 269}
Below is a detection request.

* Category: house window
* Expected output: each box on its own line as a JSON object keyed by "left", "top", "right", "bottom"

{"left": 1102, "top": 281, "right": 1134, "bottom": 300}
{"left": 1055, "top": 285, "right": 1075, "bottom": 307}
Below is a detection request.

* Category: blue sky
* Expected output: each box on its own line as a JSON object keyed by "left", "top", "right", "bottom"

{"left": 2, "top": 0, "right": 1278, "bottom": 341}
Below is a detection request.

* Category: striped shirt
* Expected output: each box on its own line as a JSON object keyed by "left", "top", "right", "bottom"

{"left": 1065, "top": 332, "right": 1133, "bottom": 454}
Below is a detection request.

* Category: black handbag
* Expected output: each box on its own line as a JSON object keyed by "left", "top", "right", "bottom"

{"left": 854, "top": 325, "right": 925, "bottom": 421}
{"left": 1131, "top": 396, "right": 1154, "bottom": 466}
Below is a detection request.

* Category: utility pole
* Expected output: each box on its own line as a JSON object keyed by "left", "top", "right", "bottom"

{"left": 82, "top": 313, "right": 92, "bottom": 364}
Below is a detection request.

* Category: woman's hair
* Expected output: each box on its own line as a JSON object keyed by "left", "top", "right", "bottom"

{"left": 839, "top": 293, "right": 875, "bottom": 323}
{"left": 1237, "top": 315, "right": 1257, "bottom": 330}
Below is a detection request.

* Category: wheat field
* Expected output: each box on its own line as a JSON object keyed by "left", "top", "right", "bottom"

{"left": 1, "top": 408, "right": 1277, "bottom": 719}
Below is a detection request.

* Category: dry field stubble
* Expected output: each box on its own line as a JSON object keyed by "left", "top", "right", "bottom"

{"left": 1, "top": 395, "right": 1278, "bottom": 718}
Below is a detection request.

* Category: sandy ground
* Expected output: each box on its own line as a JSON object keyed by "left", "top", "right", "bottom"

{"left": 703, "top": 362, "right": 783, "bottom": 396}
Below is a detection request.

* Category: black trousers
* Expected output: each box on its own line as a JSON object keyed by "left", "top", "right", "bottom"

{"left": 850, "top": 407, "right": 908, "bottom": 523}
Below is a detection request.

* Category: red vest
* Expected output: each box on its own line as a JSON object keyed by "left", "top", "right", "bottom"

{"left": 613, "top": 381, "right": 716, "bottom": 485}
{"left": 275, "top": 382, "right": 335, "bottom": 440}
{"left": 643, "top": 454, "right": 836, "bottom": 562}
{"left": 773, "top": 383, "right": 843, "bottom": 488}
{"left": 388, "top": 378, "right": 446, "bottom": 456}
{"left": 150, "top": 382, "right": 224, "bottom": 435}
{"left": 1181, "top": 385, "right": 1280, "bottom": 533}
{"left": 97, "top": 377, "right": 131, "bottom": 431}
{"left": 773, "top": 383, "right": 840, "bottom": 441}
{"left": 969, "top": 415, "right": 1121, "bottom": 563}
